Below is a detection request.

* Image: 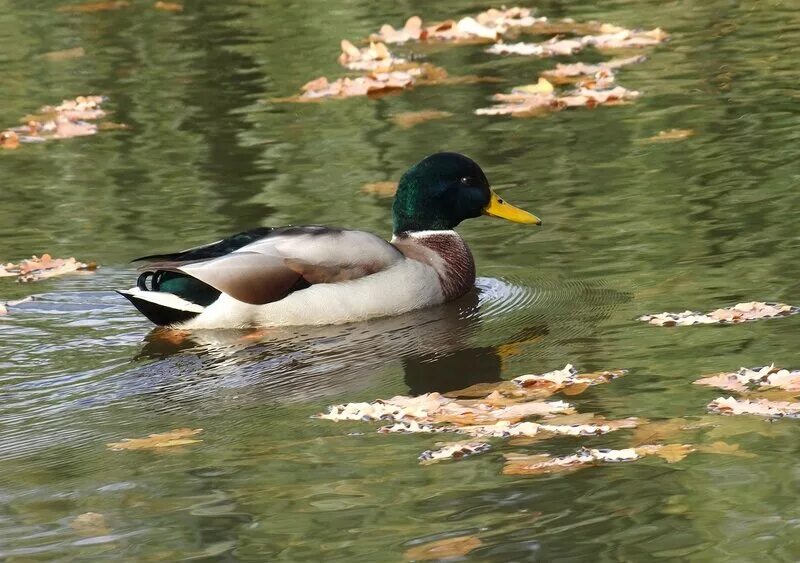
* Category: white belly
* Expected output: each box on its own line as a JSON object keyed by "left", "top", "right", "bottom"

{"left": 180, "top": 259, "right": 445, "bottom": 329}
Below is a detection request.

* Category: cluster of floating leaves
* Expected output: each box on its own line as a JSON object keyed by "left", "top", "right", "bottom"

{"left": 278, "top": 6, "right": 667, "bottom": 105}
{"left": 0, "top": 96, "right": 124, "bottom": 150}
{"left": 318, "top": 364, "right": 647, "bottom": 465}
{"left": 695, "top": 364, "right": 800, "bottom": 419}
{"left": 639, "top": 301, "right": 799, "bottom": 326}
{"left": 475, "top": 74, "right": 639, "bottom": 117}
{"left": 488, "top": 26, "right": 668, "bottom": 57}
{"left": 0, "top": 254, "right": 97, "bottom": 282}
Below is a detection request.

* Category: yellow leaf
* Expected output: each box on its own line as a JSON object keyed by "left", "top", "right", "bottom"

{"left": 107, "top": 428, "right": 203, "bottom": 451}
{"left": 515, "top": 77, "right": 554, "bottom": 95}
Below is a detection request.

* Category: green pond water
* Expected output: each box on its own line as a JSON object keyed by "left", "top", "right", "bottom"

{"left": 3, "top": 0, "right": 800, "bottom": 560}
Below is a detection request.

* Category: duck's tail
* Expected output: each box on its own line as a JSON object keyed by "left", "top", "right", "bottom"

{"left": 117, "top": 288, "right": 205, "bottom": 326}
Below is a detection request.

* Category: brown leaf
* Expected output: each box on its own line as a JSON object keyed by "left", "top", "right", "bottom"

{"left": 154, "top": 1, "right": 182, "bottom": 11}
{"left": 107, "top": 428, "right": 203, "bottom": 451}
{"left": 405, "top": 535, "right": 483, "bottom": 561}
{"left": 40, "top": 47, "right": 86, "bottom": 62}
{"left": 1, "top": 254, "right": 97, "bottom": 282}
{"left": 694, "top": 373, "right": 748, "bottom": 393}
{"left": 391, "top": 110, "right": 452, "bottom": 129}
{"left": 640, "top": 302, "right": 798, "bottom": 326}
{"left": 360, "top": 181, "right": 398, "bottom": 198}
{"left": 70, "top": 512, "right": 110, "bottom": 536}
{"left": 646, "top": 128, "right": 695, "bottom": 142}
{"left": 708, "top": 396, "right": 800, "bottom": 418}
{"left": 541, "top": 56, "right": 645, "bottom": 83}
{"left": 1, "top": 130, "right": 20, "bottom": 150}
{"left": 57, "top": 1, "right": 129, "bottom": 13}
{"left": 561, "top": 382, "right": 590, "bottom": 396}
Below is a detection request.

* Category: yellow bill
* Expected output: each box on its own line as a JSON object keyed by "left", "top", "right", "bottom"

{"left": 483, "top": 190, "right": 541, "bottom": 225}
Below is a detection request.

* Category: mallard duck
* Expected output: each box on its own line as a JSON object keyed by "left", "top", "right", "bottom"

{"left": 119, "top": 152, "right": 541, "bottom": 328}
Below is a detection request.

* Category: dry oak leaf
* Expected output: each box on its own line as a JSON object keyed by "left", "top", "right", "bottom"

{"left": 338, "top": 40, "right": 405, "bottom": 71}
{"left": 107, "top": 428, "right": 203, "bottom": 451}
{"left": 372, "top": 16, "right": 423, "bottom": 44}
{"left": 541, "top": 56, "right": 645, "bottom": 83}
{"left": 418, "top": 440, "right": 491, "bottom": 464}
{"left": 57, "top": 1, "right": 129, "bottom": 13}
{"left": 1, "top": 254, "right": 97, "bottom": 282}
{"left": 503, "top": 447, "right": 641, "bottom": 476}
{"left": 487, "top": 37, "right": 584, "bottom": 57}
{"left": 584, "top": 28, "right": 669, "bottom": 49}
{"left": 405, "top": 535, "right": 483, "bottom": 561}
{"left": 639, "top": 301, "right": 799, "bottom": 326}
{"left": 708, "top": 396, "right": 800, "bottom": 418}
{"left": 70, "top": 512, "right": 110, "bottom": 536}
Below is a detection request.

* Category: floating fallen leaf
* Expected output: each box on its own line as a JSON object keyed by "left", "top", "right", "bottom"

{"left": 0, "top": 254, "right": 97, "bottom": 282}
{"left": 631, "top": 418, "right": 692, "bottom": 446}
{"left": 405, "top": 535, "right": 483, "bottom": 561}
{"left": 360, "top": 181, "right": 398, "bottom": 197}
{"left": 107, "top": 428, "right": 203, "bottom": 451}
{"left": 696, "top": 441, "right": 756, "bottom": 458}
{"left": 584, "top": 28, "right": 669, "bottom": 49}
{"left": 708, "top": 396, "right": 800, "bottom": 418}
{"left": 316, "top": 392, "right": 573, "bottom": 425}
{"left": 640, "top": 302, "right": 799, "bottom": 326}
{"left": 476, "top": 80, "right": 639, "bottom": 117}
{"left": 280, "top": 64, "right": 493, "bottom": 102}
{"left": 503, "top": 447, "right": 641, "bottom": 476}
{"left": 338, "top": 40, "right": 405, "bottom": 71}
{"left": 40, "top": 47, "right": 86, "bottom": 62}
{"left": 541, "top": 56, "right": 645, "bottom": 83}
{"left": 70, "top": 512, "right": 110, "bottom": 536}
{"left": 695, "top": 364, "right": 800, "bottom": 394}
{"left": 645, "top": 128, "right": 695, "bottom": 142}
{"left": 0, "top": 130, "right": 19, "bottom": 150}
{"left": 3, "top": 96, "right": 115, "bottom": 147}
{"left": 419, "top": 440, "right": 491, "bottom": 464}
{"left": 57, "top": 1, "right": 129, "bottom": 12}
{"left": 513, "top": 77, "right": 554, "bottom": 95}
{"left": 371, "top": 16, "right": 423, "bottom": 44}
{"left": 487, "top": 38, "right": 584, "bottom": 57}
{"left": 635, "top": 443, "right": 694, "bottom": 463}
{"left": 474, "top": 6, "right": 544, "bottom": 33}
{"left": 154, "top": 1, "right": 182, "bottom": 11}
{"left": 391, "top": 110, "right": 452, "bottom": 129}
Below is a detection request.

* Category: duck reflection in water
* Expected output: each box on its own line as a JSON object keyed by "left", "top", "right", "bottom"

{"left": 135, "top": 280, "right": 548, "bottom": 402}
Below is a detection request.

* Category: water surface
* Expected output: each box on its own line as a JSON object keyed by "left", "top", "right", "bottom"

{"left": 2, "top": 0, "right": 800, "bottom": 560}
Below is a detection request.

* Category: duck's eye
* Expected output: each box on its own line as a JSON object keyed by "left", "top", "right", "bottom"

{"left": 459, "top": 176, "right": 471, "bottom": 185}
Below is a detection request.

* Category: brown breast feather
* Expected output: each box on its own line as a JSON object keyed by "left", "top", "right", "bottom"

{"left": 393, "top": 232, "right": 476, "bottom": 301}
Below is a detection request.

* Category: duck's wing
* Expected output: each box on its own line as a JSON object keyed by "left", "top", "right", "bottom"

{"left": 135, "top": 226, "right": 403, "bottom": 306}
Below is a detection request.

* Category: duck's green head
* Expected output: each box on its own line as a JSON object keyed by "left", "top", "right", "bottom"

{"left": 392, "top": 152, "right": 541, "bottom": 234}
